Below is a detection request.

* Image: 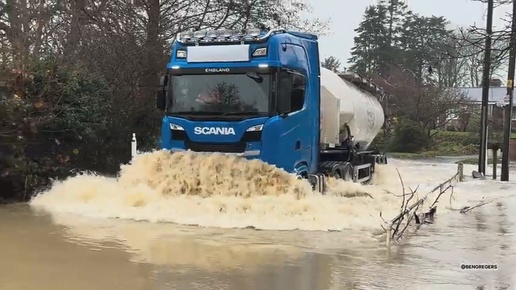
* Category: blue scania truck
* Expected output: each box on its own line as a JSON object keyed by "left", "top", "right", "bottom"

{"left": 155, "top": 27, "right": 387, "bottom": 193}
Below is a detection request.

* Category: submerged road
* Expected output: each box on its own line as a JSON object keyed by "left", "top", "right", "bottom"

{"left": 0, "top": 159, "right": 515, "bottom": 290}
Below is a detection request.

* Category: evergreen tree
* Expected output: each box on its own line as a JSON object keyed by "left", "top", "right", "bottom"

{"left": 399, "top": 14, "right": 451, "bottom": 81}
{"left": 383, "top": 0, "right": 411, "bottom": 73}
{"left": 348, "top": 1, "right": 469, "bottom": 132}
{"left": 348, "top": 5, "right": 389, "bottom": 76}
{"left": 349, "top": 0, "right": 410, "bottom": 77}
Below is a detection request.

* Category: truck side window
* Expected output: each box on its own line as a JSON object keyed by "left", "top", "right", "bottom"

{"left": 277, "top": 71, "right": 292, "bottom": 112}
{"left": 277, "top": 70, "right": 306, "bottom": 113}
{"left": 291, "top": 74, "right": 306, "bottom": 112}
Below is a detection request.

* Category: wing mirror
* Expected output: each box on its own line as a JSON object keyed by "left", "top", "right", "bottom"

{"left": 156, "top": 75, "right": 168, "bottom": 110}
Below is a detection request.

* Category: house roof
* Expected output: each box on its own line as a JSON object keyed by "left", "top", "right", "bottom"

{"left": 458, "top": 86, "right": 509, "bottom": 105}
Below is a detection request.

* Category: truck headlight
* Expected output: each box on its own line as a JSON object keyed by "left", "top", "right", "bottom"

{"left": 246, "top": 124, "right": 263, "bottom": 132}
{"left": 170, "top": 123, "right": 185, "bottom": 131}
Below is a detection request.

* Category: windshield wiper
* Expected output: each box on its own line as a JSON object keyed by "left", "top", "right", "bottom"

{"left": 169, "top": 111, "right": 267, "bottom": 117}
{"left": 169, "top": 111, "right": 224, "bottom": 115}
{"left": 222, "top": 112, "right": 268, "bottom": 116}
{"left": 246, "top": 72, "right": 263, "bottom": 83}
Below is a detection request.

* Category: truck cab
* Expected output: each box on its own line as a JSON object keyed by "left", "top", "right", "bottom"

{"left": 156, "top": 28, "right": 321, "bottom": 178}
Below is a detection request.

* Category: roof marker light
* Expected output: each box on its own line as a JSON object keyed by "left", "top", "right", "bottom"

{"left": 220, "top": 29, "right": 233, "bottom": 38}
{"left": 236, "top": 29, "right": 246, "bottom": 37}
{"left": 181, "top": 31, "right": 193, "bottom": 40}
{"left": 247, "top": 28, "right": 261, "bottom": 37}
{"left": 206, "top": 30, "right": 218, "bottom": 38}
{"left": 193, "top": 30, "right": 206, "bottom": 39}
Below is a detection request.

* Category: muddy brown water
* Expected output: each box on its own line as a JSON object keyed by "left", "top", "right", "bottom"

{"left": 1, "top": 158, "right": 516, "bottom": 290}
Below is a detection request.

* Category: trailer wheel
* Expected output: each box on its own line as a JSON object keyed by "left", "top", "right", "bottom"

{"left": 380, "top": 155, "right": 387, "bottom": 164}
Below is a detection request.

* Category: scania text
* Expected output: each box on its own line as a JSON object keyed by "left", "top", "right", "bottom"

{"left": 193, "top": 127, "right": 236, "bottom": 135}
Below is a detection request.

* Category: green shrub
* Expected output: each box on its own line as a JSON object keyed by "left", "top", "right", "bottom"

{"left": 431, "top": 130, "right": 480, "bottom": 146}
{"left": 370, "top": 131, "right": 391, "bottom": 151}
{"left": 389, "top": 119, "right": 430, "bottom": 153}
{"left": 24, "top": 59, "right": 112, "bottom": 144}
{"left": 461, "top": 132, "right": 479, "bottom": 146}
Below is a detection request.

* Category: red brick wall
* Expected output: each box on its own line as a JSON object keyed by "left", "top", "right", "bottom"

{"left": 510, "top": 138, "right": 516, "bottom": 161}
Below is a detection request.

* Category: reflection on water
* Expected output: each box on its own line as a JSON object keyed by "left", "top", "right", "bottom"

{"left": 0, "top": 160, "right": 516, "bottom": 289}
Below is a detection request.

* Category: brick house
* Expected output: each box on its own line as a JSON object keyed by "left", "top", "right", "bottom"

{"left": 445, "top": 86, "right": 516, "bottom": 131}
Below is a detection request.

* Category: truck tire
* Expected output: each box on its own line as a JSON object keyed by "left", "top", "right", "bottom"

{"left": 341, "top": 163, "right": 353, "bottom": 181}
{"left": 333, "top": 163, "right": 353, "bottom": 181}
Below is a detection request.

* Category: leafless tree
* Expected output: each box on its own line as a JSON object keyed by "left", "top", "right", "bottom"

{"left": 443, "top": 0, "right": 513, "bottom": 86}
{"left": 321, "top": 56, "right": 342, "bottom": 72}
{"left": 0, "top": 0, "right": 331, "bottom": 199}
{"left": 374, "top": 64, "right": 471, "bottom": 132}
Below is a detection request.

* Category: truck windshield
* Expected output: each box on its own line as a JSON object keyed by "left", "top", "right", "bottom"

{"left": 168, "top": 73, "right": 271, "bottom": 115}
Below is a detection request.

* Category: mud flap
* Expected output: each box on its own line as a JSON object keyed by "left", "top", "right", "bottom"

{"left": 308, "top": 173, "right": 326, "bottom": 194}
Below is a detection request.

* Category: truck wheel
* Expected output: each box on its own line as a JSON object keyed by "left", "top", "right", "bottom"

{"left": 341, "top": 163, "right": 353, "bottom": 181}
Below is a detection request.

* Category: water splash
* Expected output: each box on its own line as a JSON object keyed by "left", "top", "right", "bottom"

{"left": 30, "top": 150, "right": 458, "bottom": 231}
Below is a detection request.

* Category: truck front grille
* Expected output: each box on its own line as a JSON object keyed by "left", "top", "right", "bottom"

{"left": 185, "top": 140, "right": 246, "bottom": 153}
{"left": 171, "top": 129, "right": 261, "bottom": 142}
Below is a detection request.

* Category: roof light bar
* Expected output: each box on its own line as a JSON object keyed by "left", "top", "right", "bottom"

{"left": 176, "top": 27, "right": 286, "bottom": 44}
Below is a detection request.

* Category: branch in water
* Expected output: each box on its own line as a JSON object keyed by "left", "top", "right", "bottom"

{"left": 459, "top": 197, "right": 492, "bottom": 214}
{"left": 341, "top": 192, "right": 373, "bottom": 199}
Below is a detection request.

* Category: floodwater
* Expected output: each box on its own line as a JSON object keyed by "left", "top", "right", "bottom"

{"left": 1, "top": 152, "right": 516, "bottom": 290}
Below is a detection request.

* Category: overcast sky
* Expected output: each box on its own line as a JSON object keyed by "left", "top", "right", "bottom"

{"left": 307, "top": 0, "right": 512, "bottom": 68}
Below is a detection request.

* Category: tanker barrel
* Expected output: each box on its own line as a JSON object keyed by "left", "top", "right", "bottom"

{"left": 319, "top": 67, "right": 385, "bottom": 151}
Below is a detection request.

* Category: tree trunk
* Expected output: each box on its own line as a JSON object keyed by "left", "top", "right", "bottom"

{"left": 144, "top": 0, "right": 162, "bottom": 97}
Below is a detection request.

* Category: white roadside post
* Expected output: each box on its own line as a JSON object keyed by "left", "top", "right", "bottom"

{"left": 131, "top": 133, "right": 137, "bottom": 159}
{"left": 485, "top": 126, "right": 489, "bottom": 175}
